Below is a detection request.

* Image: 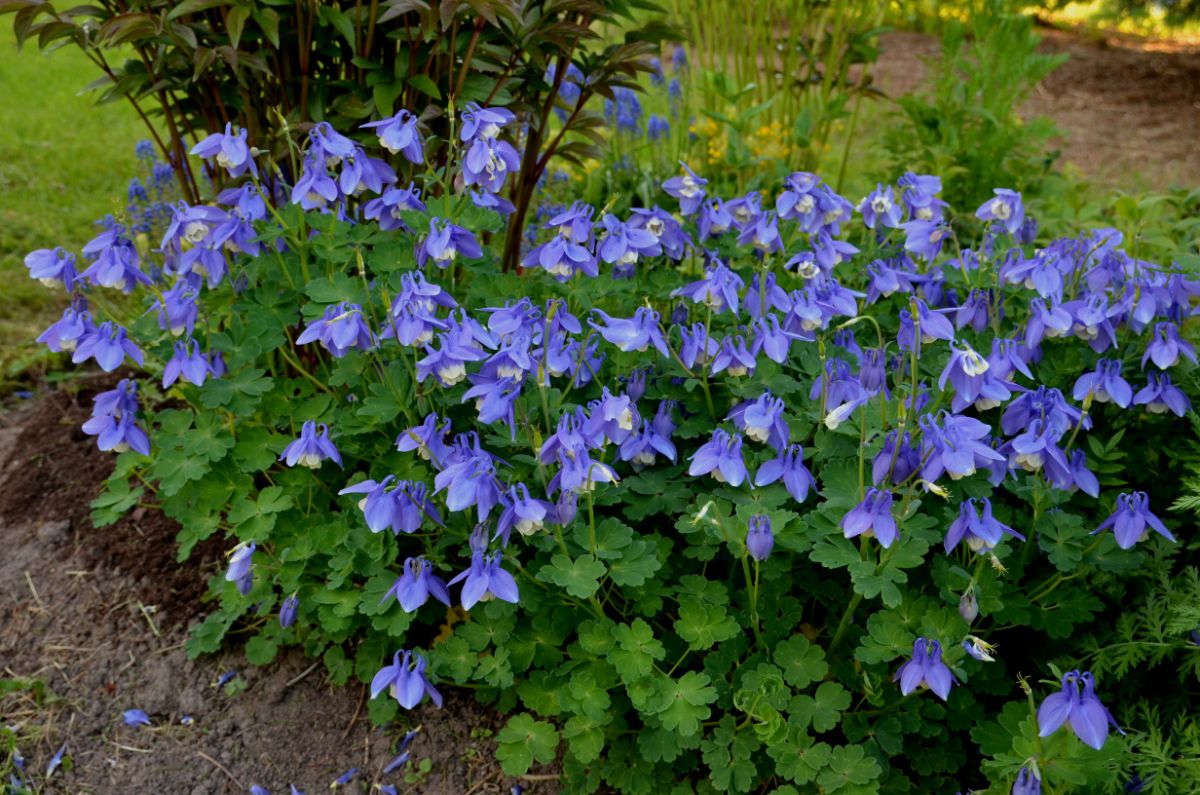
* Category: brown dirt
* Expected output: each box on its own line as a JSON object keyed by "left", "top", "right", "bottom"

{"left": 0, "top": 386, "right": 558, "bottom": 794}
{"left": 873, "top": 25, "right": 1200, "bottom": 191}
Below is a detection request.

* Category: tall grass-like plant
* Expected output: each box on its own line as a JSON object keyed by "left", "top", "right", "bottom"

{"left": 669, "top": 0, "right": 884, "bottom": 184}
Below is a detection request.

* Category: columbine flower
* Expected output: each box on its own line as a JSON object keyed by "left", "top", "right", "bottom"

{"left": 938, "top": 341, "right": 990, "bottom": 405}
{"left": 711, "top": 334, "right": 758, "bottom": 377}
{"left": 371, "top": 650, "right": 442, "bottom": 710}
{"left": 959, "top": 590, "right": 979, "bottom": 623}
{"left": 1012, "top": 765, "right": 1041, "bottom": 795}
{"left": 396, "top": 412, "right": 452, "bottom": 465}
{"left": 688, "top": 428, "right": 748, "bottom": 486}
{"left": 494, "top": 483, "right": 554, "bottom": 544}
{"left": 122, "top": 709, "right": 151, "bottom": 727}
{"left": 841, "top": 488, "right": 898, "bottom": 548}
{"left": 858, "top": 184, "right": 903, "bottom": 229}
{"left": 736, "top": 211, "right": 784, "bottom": 254}
{"left": 745, "top": 514, "right": 774, "bottom": 561}
{"left": 755, "top": 444, "right": 816, "bottom": 503}
{"left": 872, "top": 430, "right": 919, "bottom": 486}
{"left": 462, "top": 134, "right": 521, "bottom": 192}
{"left": 589, "top": 308, "right": 669, "bottom": 356}
{"left": 598, "top": 213, "right": 661, "bottom": 266}
{"left": 1093, "top": 492, "right": 1175, "bottom": 549}
{"left": 416, "top": 218, "right": 483, "bottom": 268}
{"left": 296, "top": 302, "right": 375, "bottom": 358}
{"left": 225, "top": 542, "right": 256, "bottom": 596}
{"left": 151, "top": 279, "right": 199, "bottom": 337}
{"left": 279, "top": 594, "right": 299, "bottom": 628}
{"left": 944, "top": 497, "right": 1024, "bottom": 553}
{"left": 382, "top": 557, "right": 452, "bottom": 613}
{"left": 902, "top": 219, "right": 948, "bottom": 261}
{"left": 750, "top": 314, "right": 795, "bottom": 364}
{"left": 1133, "top": 372, "right": 1191, "bottom": 416}
{"left": 1142, "top": 321, "right": 1196, "bottom": 370}
{"left": 361, "top": 110, "right": 423, "bottom": 163}
{"left": 727, "top": 391, "right": 789, "bottom": 450}
{"left": 162, "top": 339, "right": 214, "bottom": 388}
{"left": 893, "top": 638, "right": 954, "bottom": 700}
{"left": 920, "top": 412, "right": 1006, "bottom": 482}
{"left": 365, "top": 182, "right": 428, "bottom": 231}
{"left": 671, "top": 261, "right": 744, "bottom": 314}
{"left": 190, "top": 122, "right": 257, "bottom": 178}
{"left": 975, "top": 188, "right": 1025, "bottom": 235}
{"left": 460, "top": 102, "right": 515, "bottom": 141}
{"left": 280, "top": 420, "right": 342, "bottom": 469}
{"left": 662, "top": 162, "right": 707, "bottom": 215}
{"left": 448, "top": 549, "right": 520, "bottom": 609}
{"left": 38, "top": 304, "right": 96, "bottom": 353}
{"left": 82, "top": 379, "right": 150, "bottom": 455}
{"left": 72, "top": 321, "right": 144, "bottom": 372}
{"left": 24, "top": 246, "right": 76, "bottom": 290}
{"left": 963, "top": 635, "right": 997, "bottom": 662}
{"left": 1037, "top": 670, "right": 1122, "bottom": 750}
{"left": 1072, "top": 359, "right": 1132, "bottom": 407}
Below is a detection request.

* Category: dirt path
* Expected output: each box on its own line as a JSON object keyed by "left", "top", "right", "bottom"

{"left": 0, "top": 387, "right": 553, "bottom": 794}
{"left": 874, "top": 26, "right": 1200, "bottom": 191}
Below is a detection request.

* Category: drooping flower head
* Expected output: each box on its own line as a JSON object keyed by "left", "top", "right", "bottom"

{"left": 1093, "top": 492, "right": 1175, "bottom": 549}
{"left": 280, "top": 420, "right": 343, "bottom": 469}
{"left": 893, "top": 638, "right": 954, "bottom": 700}
{"left": 745, "top": 514, "right": 774, "bottom": 561}
{"left": 370, "top": 650, "right": 442, "bottom": 710}
{"left": 1037, "top": 670, "right": 1122, "bottom": 750}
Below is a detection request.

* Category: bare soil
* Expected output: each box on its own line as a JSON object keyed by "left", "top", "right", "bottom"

{"left": 874, "top": 25, "right": 1200, "bottom": 190}
{"left": 0, "top": 385, "right": 554, "bottom": 795}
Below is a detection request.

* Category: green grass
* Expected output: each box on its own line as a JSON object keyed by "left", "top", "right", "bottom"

{"left": 0, "top": 27, "right": 144, "bottom": 371}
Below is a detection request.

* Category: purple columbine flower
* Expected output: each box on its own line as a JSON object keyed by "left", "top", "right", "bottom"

{"left": 975, "top": 188, "right": 1025, "bottom": 235}
{"left": 893, "top": 638, "right": 954, "bottom": 700}
{"left": 371, "top": 650, "right": 443, "bottom": 710}
{"left": 618, "top": 414, "right": 678, "bottom": 467}
{"left": 598, "top": 213, "right": 661, "bottom": 266}
{"left": 122, "top": 709, "right": 151, "bottom": 727}
{"left": 736, "top": 211, "right": 784, "bottom": 254}
{"left": 671, "top": 261, "right": 744, "bottom": 314}
{"left": 745, "top": 514, "right": 774, "bottom": 561}
{"left": 963, "top": 635, "right": 997, "bottom": 662}
{"left": 434, "top": 447, "right": 503, "bottom": 521}
{"left": 1143, "top": 321, "right": 1196, "bottom": 370}
{"left": 417, "top": 332, "right": 487, "bottom": 387}
{"left": 279, "top": 594, "right": 299, "bottom": 628}
{"left": 448, "top": 549, "right": 520, "bottom": 609}
{"left": 711, "top": 334, "right": 758, "bottom": 377}
{"left": 82, "top": 379, "right": 150, "bottom": 455}
{"left": 698, "top": 198, "right": 734, "bottom": 240}
{"left": 38, "top": 304, "right": 96, "bottom": 353}
{"left": 897, "top": 300, "right": 956, "bottom": 351}
{"left": 1037, "top": 670, "right": 1122, "bottom": 750}
{"left": 589, "top": 307, "right": 669, "bottom": 356}
{"left": 841, "top": 488, "right": 898, "bottom": 548}
{"left": 361, "top": 110, "right": 423, "bottom": 163}
{"left": 750, "top": 314, "right": 795, "bottom": 364}
{"left": 341, "top": 476, "right": 400, "bottom": 533}
{"left": 190, "top": 122, "right": 257, "bottom": 178}
{"left": 1072, "top": 359, "right": 1133, "bottom": 407}
{"left": 688, "top": 428, "right": 748, "bottom": 486}
{"left": 225, "top": 542, "right": 256, "bottom": 596}
{"left": 752, "top": 444, "right": 815, "bottom": 504}
{"left": 416, "top": 218, "right": 483, "bottom": 268}
{"left": 902, "top": 219, "right": 948, "bottom": 262}
{"left": 678, "top": 322, "right": 719, "bottom": 368}
{"left": 872, "top": 430, "right": 919, "bottom": 486}
{"left": 727, "top": 391, "right": 789, "bottom": 450}
{"left": 662, "top": 161, "right": 707, "bottom": 215}
{"left": 396, "top": 412, "right": 451, "bottom": 465}
{"left": 920, "top": 412, "right": 1006, "bottom": 482}
{"left": 72, "top": 320, "right": 144, "bottom": 372}
{"left": 944, "top": 497, "right": 1024, "bottom": 553}
{"left": 494, "top": 483, "right": 554, "bottom": 544}
{"left": 1012, "top": 767, "right": 1041, "bottom": 795}
{"left": 162, "top": 338, "right": 214, "bottom": 388}
{"left": 462, "top": 135, "right": 521, "bottom": 193}
{"left": 1094, "top": 492, "right": 1175, "bottom": 549}
{"left": 364, "top": 182, "right": 427, "bottom": 231}
{"left": 382, "top": 557, "right": 452, "bottom": 612}
{"left": 280, "top": 420, "right": 342, "bottom": 469}
{"left": 460, "top": 102, "right": 515, "bottom": 141}
{"left": 296, "top": 302, "right": 375, "bottom": 358}
{"left": 24, "top": 246, "right": 76, "bottom": 290}
{"left": 151, "top": 279, "right": 200, "bottom": 338}
{"left": 1133, "top": 372, "right": 1191, "bottom": 416}
{"left": 938, "top": 341, "right": 991, "bottom": 405}
{"left": 858, "top": 184, "right": 903, "bottom": 229}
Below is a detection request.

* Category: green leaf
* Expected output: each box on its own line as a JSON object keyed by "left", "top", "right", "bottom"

{"left": 789, "top": 682, "right": 851, "bottom": 734}
{"left": 536, "top": 554, "right": 606, "bottom": 599}
{"left": 607, "top": 539, "right": 662, "bottom": 586}
{"left": 563, "top": 714, "right": 605, "bottom": 764}
{"left": 90, "top": 476, "right": 143, "bottom": 528}
{"left": 653, "top": 671, "right": 717, "bottom": 736}
{"left": 406, "top": 74, "right": 442, "bottom": 100}
{"left": 774, "top": 635, "right": 829, "bottom": 689}
{"left": 674, "top": 601, "right": 739, "bottom": 650}
{"left": 495, "top": 713, "right": 559, "bottom": 776}
{"left": 167, "top": 0, "right": 230, "bottom": 20}
{"left": 200, "top": 368, "right": 274, "bottom": 411}
{"left": 226, "top": 3, "right": 249, "bottom": 47}
{"left": 245, "top": 632, "right": 279, "bottom": 665}
{"left": 768, "top": 728, "right": 832, "bottom": 786}
{"left": 816, "top": 744, "right": 882, "bottom": 793}
{"left": 810, "top": 535, "right": 861, "bottom": 570}
{"left": 608, "top": 618, "right": 665, "bottom": 683}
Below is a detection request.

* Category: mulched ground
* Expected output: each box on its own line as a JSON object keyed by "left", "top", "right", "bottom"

{"left": 0, "top": 384, "right": 554, "bottom": 794}
{"left": 874, "top": 24, "right": 1200, "bottom": 191}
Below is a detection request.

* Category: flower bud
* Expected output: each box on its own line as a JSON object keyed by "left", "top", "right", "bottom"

{"left": 279, "top": 594, "right": 299, "bottom": 628}
{"left": 746, "top": 514, "right": 774, "bottom": 562}
{"left": 959, "top": 590, "right": 979, "bottom": 623}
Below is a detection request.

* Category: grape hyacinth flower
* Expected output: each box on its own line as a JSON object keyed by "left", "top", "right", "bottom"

{"left": 841, "top": 488, "right": 898, "bottom": 548}
{"left": 944, "top": 497, "right": 1025, "bottom": 553}
{"left": 24, "top": 246, "right": 76, "bottom": 290}
{"left": 661, "top": 162, "right": 707, "bottom": 215}
{"left": 371, "top": 650, "right": 442, "bottom": 710}
{"left": 1037, "top": 670, "right": 1123, "bottom": 750}
{"left": 893, "top": 638, "right": 954, "bottom": 700}
{"left": 280, "top": 420, "right": 343, "bottom": 469}
{"left": 382, "top": 557, "right": 452, "bottom": 613}
{"left": 448, "top": 549, "right": 520, "bottom": 609}
{"left": 975, "top": 188, "right": 1025, "bottom": 235}
{"left": 688, "top": 428, "right": 748, "bottom": 486}
{"left": 1093, "top": 492, "right": 1175, "bottom": 549}
{"left": 296, "top": 302, "right": 375, "bottom": 358}
{"left": 225, "top": 542, "right": 256, "bottom": 596}
{"left": 745, "top": 514, "right": 774, "bottom": 561}
{"left": 1133, "top": 372, "right": 1191, "bottom": 416}
{"left": 361, "top": 110, "right": 423, "bottom": 163}
{"left": 190, "top": 122, "right": 258, "bottom": 178}
{"left": 82, "top": 379, "right": 150, "bottom": 455}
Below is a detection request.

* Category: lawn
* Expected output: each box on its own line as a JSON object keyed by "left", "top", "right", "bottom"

{"left": 0, "top": 27, "right": 143, "bottom": 372}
